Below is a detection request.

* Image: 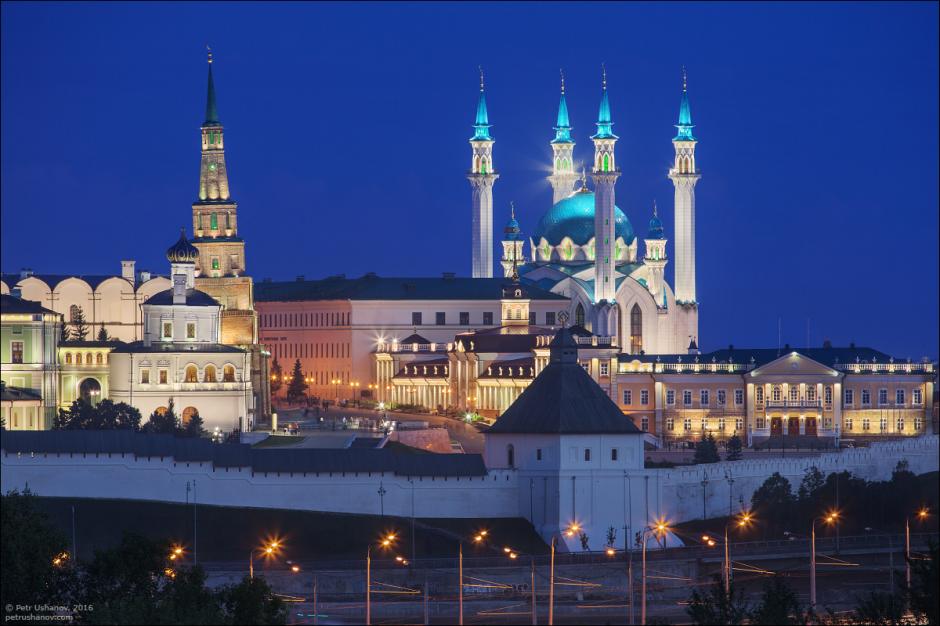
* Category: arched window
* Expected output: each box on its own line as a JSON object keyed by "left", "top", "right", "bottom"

{"left": 75, "top": 353, "right": 82, "bottom": 365}
{"left": 155, "top": 406, "right": 168, "bottom": 416}
{"left": 210, "top": 213, "right": 218, "bottom": 230}
{"left": 65, "top": 353, "right": 72, "bottom": 364}
{"left": 181, "top": 407, "right": 198, "bottom": 426}
{"left": 507, "top": 444, "right": 515, "bottom": 468}
{"left": 480, "top": 158, "right": 488, "bottom": 175}
{"left": 630, "top": 304, "right": 643, "bottom": 354}
{"left": 85, "top": 353, "right": 93, "bottom": 365}
{"left": 204, "top": 364, "right": 217, "bottom": 383}
{"left": 603, "top": 153, "right": 610, "bottom": 172}
{"left": 223, "top": 364, "right": 235, "bottom": 382}
{"left": 185, "top": 365, "right": 198, "bottom": 383}
{"left": 96, "top": 353, "right": 103, "bottom": 365}
{"left": 575, "top": 303, "right": 585, "bottom": 328}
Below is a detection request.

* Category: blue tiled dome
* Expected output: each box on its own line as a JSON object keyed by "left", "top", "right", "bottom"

{"left": 166, "top": 229, "right": 199, "bottom": 263}
{"left": 648, "top": 214, "right": 664, "bottom": 239}
{"left": 504, "top": 215, "right": 521, "bottom": 241}
{"left": 532, "top": 189, "right": 634, "bottom": 247}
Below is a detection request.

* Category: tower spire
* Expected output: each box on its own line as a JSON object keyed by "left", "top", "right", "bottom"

{"left": 548, "top": 67, "right": 577, "bottom": 202}
{"left": 472, "top": 66, "right": 492, "bottom": 140}
{"left": 592, "top": 64, "right": 616, "bottom": 139}
{"left": 552, "top": 68, "right": 572, "bottom": 144}
{"left": 674, "top": 66, "right": 695, "bottom": 140}
{"left": 204, "top": 45, "right": 219, "bottom": 126}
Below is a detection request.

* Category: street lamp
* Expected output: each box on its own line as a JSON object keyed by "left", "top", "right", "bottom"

{"left": 702, "top": 511, "right": 753, "bottom": 595}
{"left": 907, "top": 507, "right": 929, "bottom": 595}
{"left": 250, "top": 538, "right": 283, "bottom": 579}
{"left": 810, "top": 510, "right": 840, "bottom": 612}
{"left": 640, "top": 519, "right": 670, "bottom": 626}
{"left": 366, "top": 532, "right": 397, "bottom": 625}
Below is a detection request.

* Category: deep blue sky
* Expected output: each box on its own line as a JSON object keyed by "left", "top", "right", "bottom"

{"left": 2, "top": 2, "right": 938, "bottom": 358}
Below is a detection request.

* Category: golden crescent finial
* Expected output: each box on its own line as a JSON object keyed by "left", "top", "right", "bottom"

{"left": 560, "top": 68, "right": 565, "bottom": 94}
{"left": 207, "top": 44, "right": 213, "bottom": 64}
{"left": 602, "top": 63, "right": 607, "bottom": 90}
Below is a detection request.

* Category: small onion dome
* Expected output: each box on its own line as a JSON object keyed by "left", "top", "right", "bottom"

{"left": 648, "top": 213, "right": 665, "bottom": 239}
{"left": 504, "top": 215, "right": 521, "bottom": 241}
{"left": 166, "top": 229, "right": 199, "bottom": 263}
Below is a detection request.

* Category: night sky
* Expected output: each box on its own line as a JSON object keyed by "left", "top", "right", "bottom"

{"left": 2, "top": 2, "right": 937, "bottom": 358}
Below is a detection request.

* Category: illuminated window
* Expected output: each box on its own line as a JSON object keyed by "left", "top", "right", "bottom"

{"left": 65, "top": 352, "right": 72, "bottom": 364}
{"left": 210, "top": 213, "right": 218, "bottom": 230}
{"left": 185, "top": 365, "right": 198, "bottom": 383}
{"left": 806, "top": 386, "right": 816, "bottom": 402}
{"left": 845, "top": 417, "right": 853, "bottom": 431}
{"left": 140, "top": 369, "right": 150, "bottom": 384}
{"left": 159, "top": 369, "right": 168, "bottom": 385}
{"left": 666, "top": 390, "right": 675, "bottom": 405}
{"left": 879, "top": 416, "right": 887, "bottom": 432}
{"left": 622, "top": 389, "right": 632, "bottom": 405}
{"left": 11, "top": 341, "right": 23, "bottom": 364}
{"left": 75, "top": 353, "right": 83, "bottom": 365}
{"left": 204, "top": 364, "right": 217, "bottom": 383}
{"left": 602, "top": 153, "right": 609, "bottom": 172}
{"left": 600, "top": 362, "right": 609, "bottom": 377}
{"left": 772, "top": 385, "right": 782, "bottom": 402}
{"left": 186, "top": 322, "right": 196, "bottom": 340}
{"left": 825, "top": 386, "right": 832, "bottom": 405}
{"left": 756, "top": 386, "right": 764, "bottom": 404}
{"left": 666, "top": 417, "right": 675, "bottom": 431}
{"left": 640, "top": 389, "right": 649, "bottom": 405}
{"left": 683, "top": 418, "right": 692, "bottom": 431}
{"left": 630, "top": 304, "right": 642, "bottom": 354}
{"left": 162, "top": 322, "right": 172, "bottom": 340}
{"left": 862, "top": 417, "right": 871, "bottom": 431}
{"left": 223, "top": 365, "right": 235, "bottom": 382}
{"left": 913, "top": 389, "right": 923, "bottom": 405}
{"left": 756, "top": 416, "right": 766, "bottom": 429}
{"left": 896, "top": 416, "right": 905, "bottom": 432}
{"left": 735, "top": 417, "right": 743, "bottom": 432}
{"left": 212, "top": 257, "right": 220, "bottom": 271}
{"left": 788, "top": 386, "right": 799, "bottom": 402}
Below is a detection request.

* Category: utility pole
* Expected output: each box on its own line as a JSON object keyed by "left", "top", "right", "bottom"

{"left": 548, "top": 537, "right": 555, "bottom": 625}
{"left": 423, "top": 579, "right": 429, "bottom": 625}
{"left": 313, "top": 576, "right": 318, "bottom": 626}
{"left": 458, "top": 543, "right": 464, "bottom": 625}
{"left": 531, "top": 556, "right": 537, "bottom": 625}
{"left": 193, "top": 479, "right": 197, "bottom": 565}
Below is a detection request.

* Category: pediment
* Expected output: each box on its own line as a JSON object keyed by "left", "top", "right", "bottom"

{"left": 751, "top": 352, "right": 837, "bottom": 377}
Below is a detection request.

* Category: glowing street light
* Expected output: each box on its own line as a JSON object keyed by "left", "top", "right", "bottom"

{"left": 366, "top": 531, "right": 398, "bottom": 625}
{"left": 640, "top": 519, "right": 671, "bottom": 626}
{"left": 250, "top": 538, "right": 283, "bottom": 579}
{"left": 810, "top": 510, "right": 840, "bottom": 611}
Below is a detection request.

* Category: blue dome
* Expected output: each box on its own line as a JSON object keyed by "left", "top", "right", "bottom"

{"left": 166, "top": 229, "right": 199, "bottom": 263}
{"left": 648, "top": 214, "right": 664, "bottom": 239}
{"left": 532, "top": 190, "right": 634, "bottom": 247}
{"left": 504, "top": 215, "right": 521, "bottom": 241}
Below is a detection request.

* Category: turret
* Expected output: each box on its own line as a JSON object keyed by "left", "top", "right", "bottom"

{"left": 643, "top": 201, "right": 668, "bottom": 300}
{"left": 500, "top": 202, "right": 525, "bottom": 278}
{"left": 548, "top": 70, "right": 577, "bottom": 204}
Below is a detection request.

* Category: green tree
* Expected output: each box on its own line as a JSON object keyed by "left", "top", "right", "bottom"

{"left": 54, "top": 399, "right": 141, "bottom": 430}
{"left": 220, "top": 576, "right": 287, "bottom": 625}
{"left": 157, "top": 565, "right": 225, "bottom": 625}
{"left": 693, "top": 434, "right": 720, "bottom": 464}
{"left": 182, "top": 411, "right": 207, "bottom": 438}
{"left": 286, "top": 359, "right": 307, "bottom": 403}
{"left": 60, "top": 320, "right": 72, "bottom": 343}
{"left": 144, "top": 398, "right": 180, "bottom": 434}
{"left": 96, "top": 323, "right": 110, "bottom": 342}
{"left": 798, "top": 466, "right": 825, "bottom": 502}
{"left": 686, "top": 575, "right": 749, "bottom": 625}
{"left": 71, "top": 306, "right": 90, "bottom": 341}
{"left": 907, "top": 541, "right": 938, "bottom": 625}
{"left": 751, "top": 472, "right": 795, "bottom": 535}
{"left": 725, "top": 434, "right": 743, "bottom": 461}
{"left": 750, "top": 576, "right": 804, "bottom": 625}
{"left": 1, "top": 489, "right": 76, "bottom": 619}
{"left": 269, "top": 357, "right": 283, "bottom": 395}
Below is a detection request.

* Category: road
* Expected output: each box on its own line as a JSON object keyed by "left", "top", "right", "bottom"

{"left": 274, "top": 405, "right": 486, "bottom": 454}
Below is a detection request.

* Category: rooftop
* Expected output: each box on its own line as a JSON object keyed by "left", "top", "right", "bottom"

{"left": 1, "top": 294, "right": 58, "bottom": 316}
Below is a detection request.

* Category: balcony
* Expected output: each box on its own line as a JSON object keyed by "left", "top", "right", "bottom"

{"left": 765, "top": 399, "right": 822, "bottom": 409}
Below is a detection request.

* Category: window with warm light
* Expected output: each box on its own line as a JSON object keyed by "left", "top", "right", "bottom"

{"left": 185, "top": 365, "right": 198, "bottom": 383}
{"left": 140, "top": 369, "right": 150, "bottom": 384}
{"left": 223, "top": 365, "right": 235, "bottom": 382}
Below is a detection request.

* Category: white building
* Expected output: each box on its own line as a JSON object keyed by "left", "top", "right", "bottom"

{"left": 108, "top": 232, "right": 253, "bottom": 432}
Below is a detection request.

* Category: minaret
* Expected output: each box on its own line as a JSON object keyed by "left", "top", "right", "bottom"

{"left": 468, "top": 67, "right": 499, "bottom": 278}
{"left": 591, "top": 66, "right": 620, "bottom": 304}
{"left": 191, "top": 48, "right": 244, "bottom": 280}
{"left": 669, "top": 67, "right": 701, "bottom": 305}
{"left": 643, "top": 201, "right": 668, "bottom": 301}
{"left": 548, "top": 70, "right": 577, "bottom": 204}
{"left": 500, "top": 202, "right": 525, "bottom": 278}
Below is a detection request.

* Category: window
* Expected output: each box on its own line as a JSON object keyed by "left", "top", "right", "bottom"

{"left": 546, "top": 312, "right": 556, "bottom": 326}
{"left": 65, "top": 353, "right": 72, "bottom": 364}
{"left": 896, "top": 416, "right": 905, "bottom": 432}
{"left": 186, "top": 322, "right": 196, "bottom": 340}
{"left": 756, "top": 416, "right": 766, "bottom": 429}
{"left": 734, "top": 389, "right": 744, "bottom": 405}
{"left": 683, "top": 418, "right": 692, "bottom": 432}
{"left": 789, "top": 386, "right": 799, "bottom": 402}
{"left": 700, "top": 390, "right": 709, "bottom": 407}
{"left": 896, "top": 389, "right": 905, "bottom": 405}
{"left": 185, "top": 365, "right": 198, "bottom": 383}
{"left": 611, "top": 448, "right": 619, "bottom": 461}
{"left": 75, "top": 353, "right": 82, "bottom": 365}
{"left": 756, "top": 387, "right": 764, "bottom": 404}
{"left": 641, "top": 389, "right": 649, "bottom": 405}
{"left": 211, "top": 257, "right": 220, "bottom": 271}
{"left": 483, "top": 312, "right": 493, "bottom": 325}
{"left": 915, "top": 416, "right": 923, "bottom": 431}
{"left": 435, "top": 312, "right": 445, "bottom": 326}
{"left": 575, "top": 303, "right": 585, "bottom": 328}
{"left": 878, "top": 389, "right": 888, "bottom": 406}
{"left": 683, "top": 390, "right": 692, "bottom": 406}
{"left": 845, "top": 417, "right": 853, "bottom": 431}
{"left": 459, "top": 312, "right": 469, "bottom": 325}
{"left": 622, "top": 390, "right": 632, "bottom": 405}
{"left": 159, "top": 369, "right": 168, "bottom": 385}
{"left": 210, "top": 213, "right": 218, "bottom": 230}
{"left": 411, "top": 312, "right": 422, "bottom": 326}
{"left": 913, "top": 389, "right": 923, "bottom": 405}
{"left": 666, "top": 390, "right": 675, "bottom": 405}
{"left": 717, "top": 390, "right": 726, "bottom": 406}
{"left": 807, "top": 386, "right": 816, "bottom": 402}
{"left": 507, "top": 444, "right": 515, "bottom": 468}
{"left": 823, "top": 416, "right": 832, "bottom": 430}
{"left": 718, "top": 417, "right": 726, "bottom": 431}
{"left": 584, "top": 448, "right": 591, "bottom": 462}
{"left": 825, "top": 386, "right": 832, "bottom": 405}
{"left": 630, "top": 304, "right": 642, "bottom": 354}
{"left": 666, "top": 417, "right": 675, "bottom": 431}
{"left": 641, "top": 416, "right": 649, "bottom": 431}
{"left": 600, "top": 362, "right": 609, "bottom": 377}
{"left": 861, "top": 389, "right": 871, "bottom": 405}
{"left": 845, "top": 389, "right": 854, "bottom": 405}
{"left": 140, "top": 369, "right": 150, "bottom": 384}
{"left": 529, "top": 312, "right": 536, "bottom": 325}
{"left": 862, "top": 417, "right": 871, "bottom": 431}
{"left": 204, "top": 364, "right": 217, "bottom": 383}
{"left": 735, "top": 417, "right": 744, "bottom": 432}
{"left": 96, "top": 353, "right": 103, "bottom": 365}
{"left": 536, "top": 448, "right": 542, "bottom": 461}
{"left": 879, "top": 416, "right": 887, "bottom": 432}
{"left": 772, "top": 385, "right": 782, "bottom": 402}
{"left": 223, "top": 364, "right": 235, "bottom": 382}
{"left": 162, "top": 322, "right": 173, "bottom": 340}
{"left": 11, "top": 341, "right": 23, "bottom": 364}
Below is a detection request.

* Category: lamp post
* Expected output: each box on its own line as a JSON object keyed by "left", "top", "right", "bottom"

{"left": 640, "top": 520, "right": 669, "bottom": 626}
{"left": 701, "top": 511, "right": 753, "bottom": 595}
{"left": 907, "top": 508, "right": 929, "bottom": 598}
{"left": 249, "top": 539, "right": 282, "bottom": 579}
{"left": 367, "top": 532, "right": 397, "bottom": 625}
{"left": 810, "top": 511, "right": 840, "bottom": 612}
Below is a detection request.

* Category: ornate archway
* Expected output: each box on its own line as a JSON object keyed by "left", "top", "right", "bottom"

{"left": 79, "top": 378, "right": 102, "bottom": 406}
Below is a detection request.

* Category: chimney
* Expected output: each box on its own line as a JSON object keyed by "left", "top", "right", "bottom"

{"left": 139, "top": 270, "right": 151, "bottom": 283}
{"left": 19, "top": 268, "right": 33, "bottom": 279}
{"left": 11, "top": 287, "right": 22, "bottom": 298}
{"left": 822, "top": 338, "right": 832, "bottom": 349}
{"left": 121, "top": 260, "right": 136, "bottom": 285}
{"left": 173, "top": 274, "right": 187, "bottom": 305}
{"left": 687, "top": 336, "right": 699, "bottom": 355}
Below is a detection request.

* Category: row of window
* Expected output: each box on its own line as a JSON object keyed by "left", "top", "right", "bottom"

{"left": 162, "top": 321, "right": 198, "bottom": 341}
{"left": 843, "top": 388, "right": 922, "bottom": 406}
{"left": 844, "top": 416, "right": 924, "bottom": 432}
{"left": 665, "top": 417, "right": 745, "bottom": 432}
{"left": 647, "top": 387, "right": 925, "bottom": 408}
{"left": 261, "top": 311, "right": 350, "bottom": 329}
{"left": 139, "top": 363, "right": 237, "bottom": 385}
{"left": 271, "top": 342, "right": 349, "bottom": 361}
{"left": 198, "top": 211, "right": 230, "bottom": 232}
{"left": 662, "top": 388, "right": 746, "bottom": 407}
{"left": 507, "top": 444, "right": 624, "bottom": 468}
{"left": 64, "top": 352, "right": 106, "bottom": 366}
